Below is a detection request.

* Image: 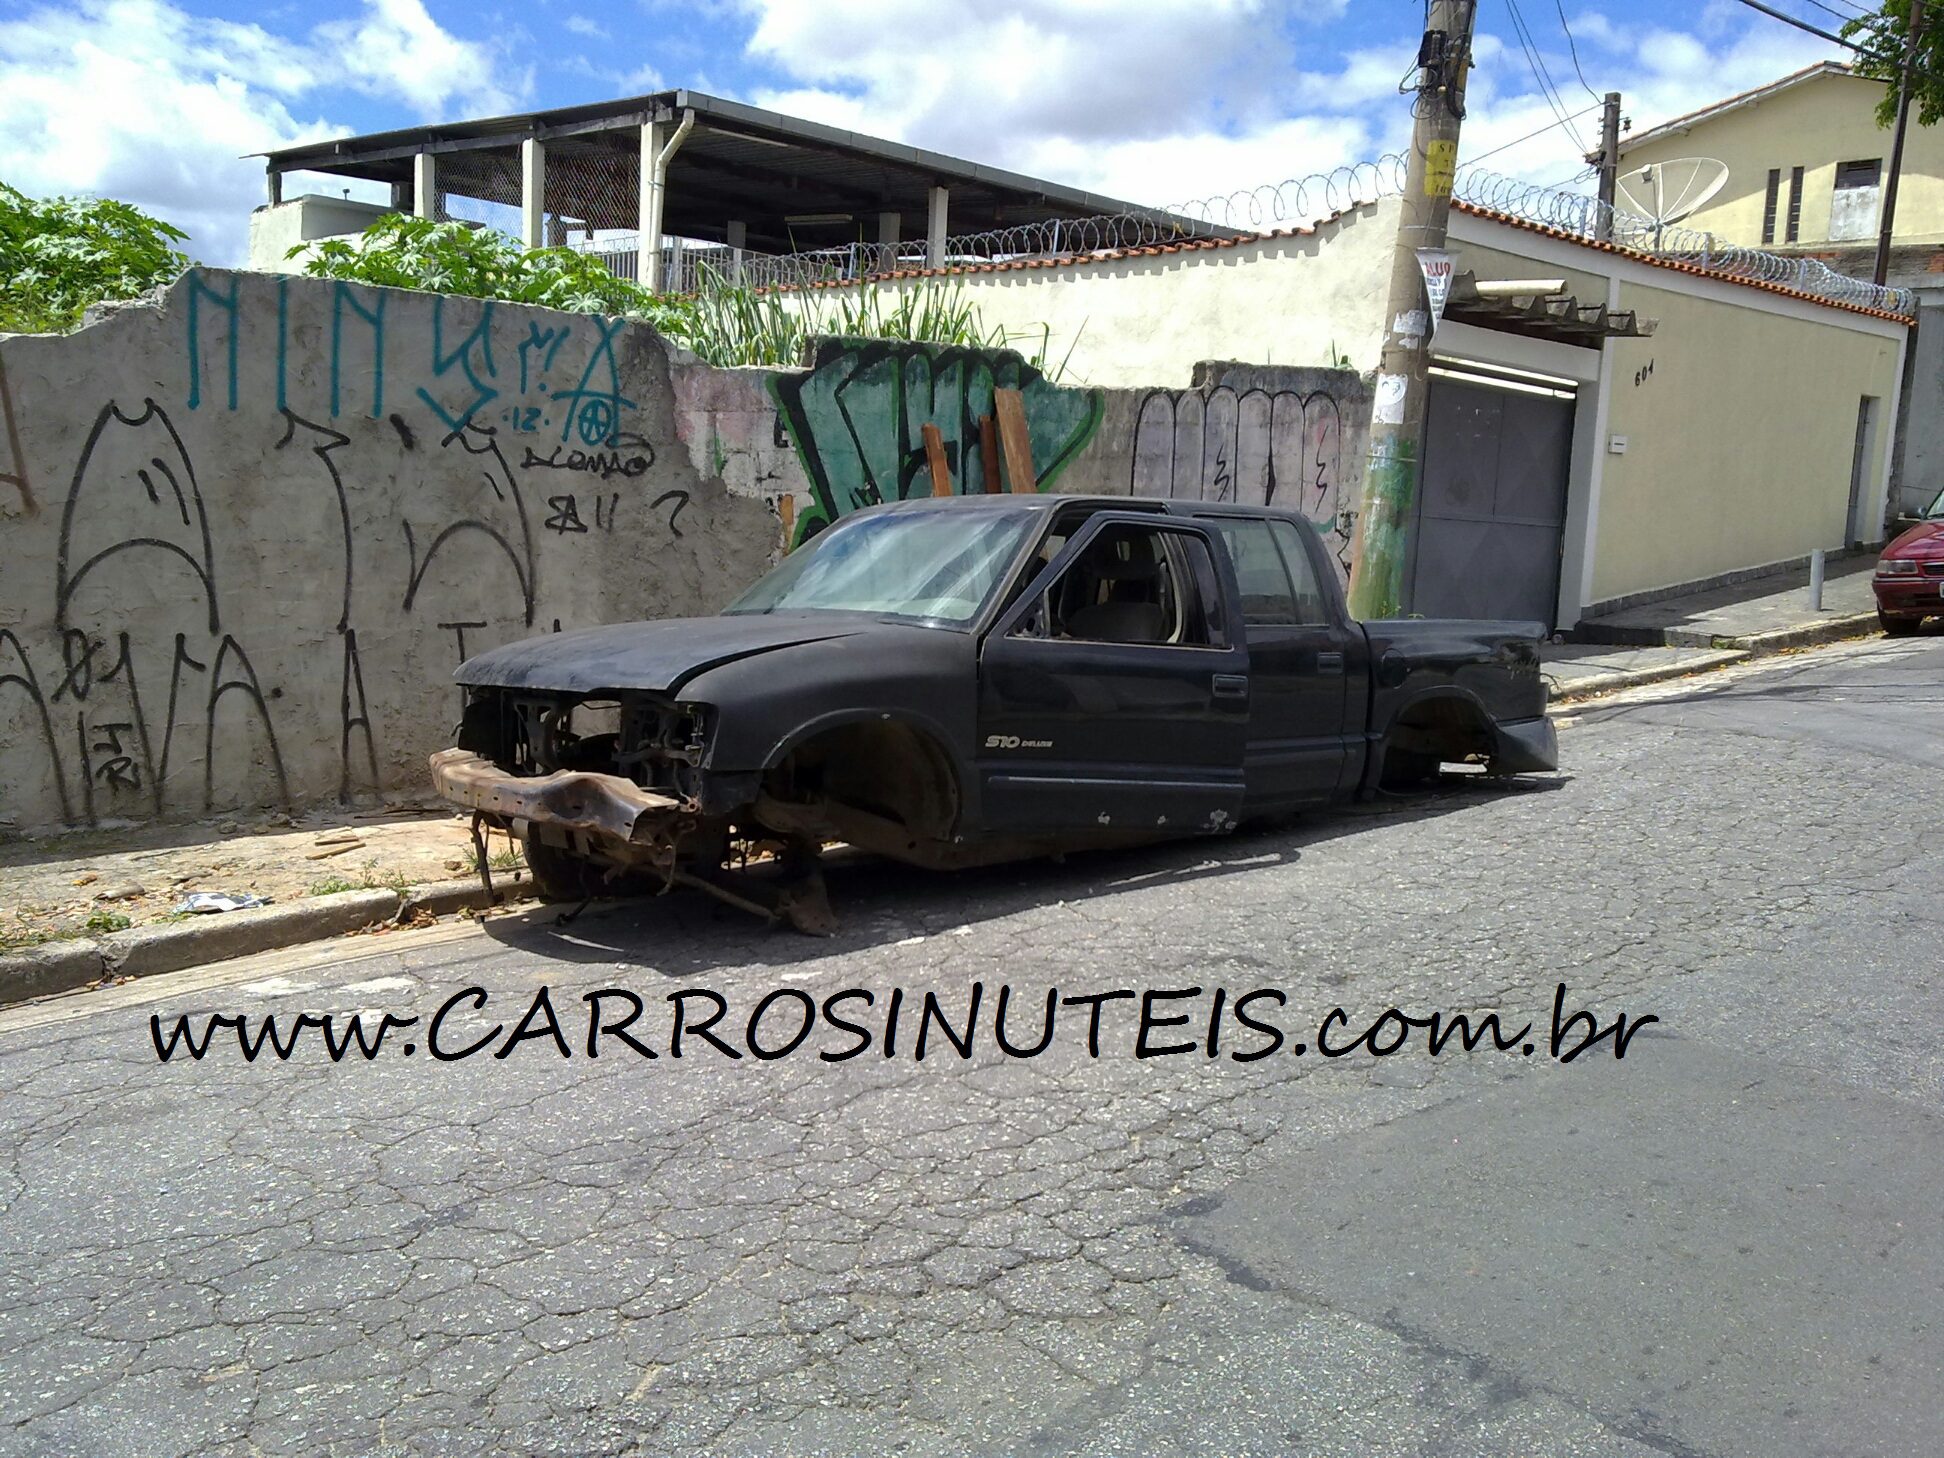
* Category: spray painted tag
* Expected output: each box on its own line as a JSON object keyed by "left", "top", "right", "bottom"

{"left": 1417, "top": 248, "right": 1456, "bottom": 335}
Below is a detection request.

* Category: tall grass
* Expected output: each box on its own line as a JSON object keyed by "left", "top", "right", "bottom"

{"left": 664, "top": 263, "right": 1067, "bottom": 377}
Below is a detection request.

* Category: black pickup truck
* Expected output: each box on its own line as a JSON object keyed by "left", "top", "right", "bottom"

{"left": 434, "top": 495, "right": 1555, "bottom": 929}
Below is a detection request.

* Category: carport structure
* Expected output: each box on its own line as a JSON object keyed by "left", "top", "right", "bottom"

{"left": 259, "top": 89, "right": 1200, "bottom": 290}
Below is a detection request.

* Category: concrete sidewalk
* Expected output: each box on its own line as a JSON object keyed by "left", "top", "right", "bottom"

{"left": 0, "top": 806, "right": 537, "bottom": 1004}
{"left": 1576, "top": 555, "right": 1878, "bottom": 650}
{"left": 1544, "top": 556, "right": 1883, "bottom": 703}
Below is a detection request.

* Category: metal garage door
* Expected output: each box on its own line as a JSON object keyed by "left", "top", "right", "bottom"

{"left": 1407, "top": 370, "right": 1575, "bottom": 628}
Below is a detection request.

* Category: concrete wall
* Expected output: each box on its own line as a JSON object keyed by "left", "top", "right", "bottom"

{"left": 0, "top": 269, "right": 778, "bottom": 835}
{"left": 1894, "top": 292, "right": 1944, "bottom": 517}
{"left": 800, "top": 200, "right": 1397, "bottom": 388}
{"left": 0, "top": 269, "right": 1367, "bottom": 835}
{"left": 246, "top": 197, "right": 394, "bottom": 274}
{"left": 1594, "top": 276, "right": 1905, "bottom": 600}
{"left": 1622, "top": 69, "right": 1944, "bottom": 250}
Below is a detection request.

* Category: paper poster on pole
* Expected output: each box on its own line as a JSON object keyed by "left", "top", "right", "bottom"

{"left": 1417, "top": 248, "right": 1455, "bottom": 336}
{"left": 1373, "top": 373, "right": 1409, "bottom": 425}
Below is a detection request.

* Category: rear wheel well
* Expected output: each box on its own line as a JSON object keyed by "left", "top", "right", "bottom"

{"left": 1381, "top": 695, "right": 1496, "bottom": 785}
{"left": 765, "top": 719, "right": 961, "bottom": 841}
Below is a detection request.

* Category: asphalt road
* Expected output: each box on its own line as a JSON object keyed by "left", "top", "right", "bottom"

{"left": 2, "top": 633, "right": 1940, "bottom": 1458}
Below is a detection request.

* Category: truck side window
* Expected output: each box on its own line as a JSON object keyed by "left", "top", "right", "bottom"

{"left": 1211, "top": 521, "right": 1299, "bottom": 627}
{"left": 1014, "top": 523, "right": 1224, "bottom": 648}
{"left": 1268, "top": 520, "right": 1332, "bottom": 626}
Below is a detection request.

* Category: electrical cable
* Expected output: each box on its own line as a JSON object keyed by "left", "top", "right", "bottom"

{"left": 1553, "top": 0, "right": 1606, "bottom": 103}
{"left": 1461, "top": 101, "right": 1603, "bottom": 166}
{"left": 1505, "top": 0, "right": 1592, "bottom": 150}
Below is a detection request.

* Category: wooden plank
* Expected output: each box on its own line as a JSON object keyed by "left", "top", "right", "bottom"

{"left": 979, "top": 415, "right": 1002, "bottom": 493}
{"left": 921, "top": 423, "right": 953, "bottom": 497}
{"left": 992, "top": 388, "right": 1037, "bottom": 493}
{"left": 778, "top": 493, "right": 796, "bottom": 548}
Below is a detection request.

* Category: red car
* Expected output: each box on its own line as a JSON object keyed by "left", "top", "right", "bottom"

{"left": 1876, "top": 487, "right": 1944, "bottom": 636}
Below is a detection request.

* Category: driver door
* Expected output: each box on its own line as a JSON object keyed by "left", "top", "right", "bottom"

{"left": 975, "top": 513, "right": 1249, "bottom": 836}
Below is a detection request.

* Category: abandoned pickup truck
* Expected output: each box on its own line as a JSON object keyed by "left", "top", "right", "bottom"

{"left": 433, "top": 494, "right": 1556, "bottom": 930}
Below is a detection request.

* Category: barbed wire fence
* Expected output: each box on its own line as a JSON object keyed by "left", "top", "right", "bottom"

{"left": 560, "top": 153, "right": 1913, "bottom": 315}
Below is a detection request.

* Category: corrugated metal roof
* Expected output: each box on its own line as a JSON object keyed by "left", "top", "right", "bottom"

{"left": 260, "top": 89, "right": 1206, "bottom": 255}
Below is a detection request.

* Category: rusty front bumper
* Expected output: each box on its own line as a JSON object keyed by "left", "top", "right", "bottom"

{"left": 429, "top": 748, "right": 687, "bottom": 845}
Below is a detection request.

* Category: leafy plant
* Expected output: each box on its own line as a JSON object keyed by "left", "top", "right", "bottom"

{"left": 1844, "top": 3, "right": 1944, "bottom": 128}
{"left": 0, "top": 182, "right": 191, "bottom": 334}
{"left": 83, "top": 909, "right": 132, "bottom": 933}
{"left": 298, "top": 213, "right": 695, "bottom": 332}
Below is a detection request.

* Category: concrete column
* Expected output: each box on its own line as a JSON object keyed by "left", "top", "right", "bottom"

{"left": 926, "top": 186, "right": 949, "bottom": 269}
{"left": 878, "top": 211, "right": 901, "bottom": 245}
{"left": 520, "top": 137, "right": 545, "bottom": 249}
{"left": 725, "top": 220, "right": 746, "bottom": 283}
{"left": 413, "top": 151, "right": 437, "bottom": 219}
{"left": 639, "top": 120, "right": 664, "bottom": 290}
{"left": 267, "top": 169, "right": 283, "bottom": 207}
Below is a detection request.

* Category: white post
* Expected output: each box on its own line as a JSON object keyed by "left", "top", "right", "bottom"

{"left": 926, "top": 186, "right": 949, "bottom": 269}
{"left": 413, "top": 151, "right": 436, "bottom": 219}
{"left": 1809, "top": 547, "right": 1826, "bottom": 611}
{"left": 637, "top": 110, "right": 695, "bottom": 292}
{"left": 639, "top": 120, "right": 663, "bottom": 289}
{"left": 520, "top": 137, "right": 545, "bottom": 249}
{"left": 725, "top": 219, "right": 746, "bottom": 283}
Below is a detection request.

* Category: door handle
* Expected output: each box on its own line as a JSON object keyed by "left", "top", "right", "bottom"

{"left": 1212, "top": 673, "right": 1250, "bottom": 700}
{"left": 1316, "top": 651, "right": 1345, "bottom": 675}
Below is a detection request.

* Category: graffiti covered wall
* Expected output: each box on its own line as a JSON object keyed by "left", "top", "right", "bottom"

{"left": 0, "top": 269, "right": 774, "bottom": 834}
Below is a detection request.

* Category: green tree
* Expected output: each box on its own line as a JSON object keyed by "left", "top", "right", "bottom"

{"left": 0, "top": 183, "right": 191, "bottom": 334}
{"left": 1843, "top": 2, "right": 1944, "bottom": 128}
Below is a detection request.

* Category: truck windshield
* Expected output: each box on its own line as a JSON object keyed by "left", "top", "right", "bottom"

{"left": 724, "top": 509, "right": 1034, "bottom": 623}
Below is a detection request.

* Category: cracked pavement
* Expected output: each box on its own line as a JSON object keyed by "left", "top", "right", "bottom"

{"left": 1, "top": 634, "right": 1940, "bottom": 1457}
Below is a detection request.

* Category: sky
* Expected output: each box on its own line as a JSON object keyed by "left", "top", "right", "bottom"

{"left": 0, "top": 0, "right": 1850, "bottom": 264}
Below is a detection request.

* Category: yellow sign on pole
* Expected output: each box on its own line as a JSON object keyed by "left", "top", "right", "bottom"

{"left": 1425, "top": 139, "right": 1457, "bottom": 198}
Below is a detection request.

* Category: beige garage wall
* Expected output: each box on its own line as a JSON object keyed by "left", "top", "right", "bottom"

{"left": 1594, "top": 280, "right": 1905, "bottom": 601}
{"left": 794, "top": 198, "right": 1398, "bottom": 389}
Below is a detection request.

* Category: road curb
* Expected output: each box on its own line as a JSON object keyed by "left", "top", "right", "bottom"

{"left": 0, "top": 890, "right": 404, "bottom": 1008}
{"left": 99, "top": 889, "right": 403, "bottom": 982}
{"left": 0, "top": 939, "right": 110, "bottom": 1004}
{"left": 1711, "top": 612, "right": 1880, "bottom": 654}
{"left": 1548, "top": 649, "right": 1749, "bottom": 706}
{"left": 399, "top": 875, "right": 539, "bottom": 920}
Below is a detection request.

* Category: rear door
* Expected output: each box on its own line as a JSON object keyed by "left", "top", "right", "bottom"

{"left": 976, "top": 513, "right": 1249, "bottom": 836}
{"left": 1197, "top": 514, "right": 1355, "bottom": 807}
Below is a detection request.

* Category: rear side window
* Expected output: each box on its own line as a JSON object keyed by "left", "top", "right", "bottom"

{"left": 1212, "top": 520, "right": 1298, "bottom": 626}
{"left": 1269, "top": 520, "right": 1332, "bottom": 626}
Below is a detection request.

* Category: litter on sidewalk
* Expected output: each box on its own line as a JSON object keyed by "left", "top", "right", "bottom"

{"left": 174, "top": 892, "right": 272, "bottom": 914}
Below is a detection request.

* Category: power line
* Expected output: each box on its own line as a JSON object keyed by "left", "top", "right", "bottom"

{"left": 1724, "top": 0, "right": 1858, "bottom": 50}
{"left": 1504, "top": 0, "right": 1592, "bottom": 150}
{"left": 1552, "top": 0, "right": 1606, "bottom": 103}
{"left": 1461, "top": 100, "right": 1603, "bottom": 166}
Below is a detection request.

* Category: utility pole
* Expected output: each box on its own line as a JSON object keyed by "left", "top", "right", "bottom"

{"left": 1595, "top": 91, "right": 1622, "bottom": 242}
{"left": 1875, "top": 0, "right": 1926, "bottom": 287}
{"left": 1347, "top": 0, "right": 1475, "bottom": 620}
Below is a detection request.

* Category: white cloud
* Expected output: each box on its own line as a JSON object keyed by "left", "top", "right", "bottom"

{"left": 316, "top": 0, "right": 521, "bottom": 117}
{"left": 0, "top": 0, "right": 524, "bottom": 263}
{"left": 735, "top": 0, "right": 1844, "bottom": 231}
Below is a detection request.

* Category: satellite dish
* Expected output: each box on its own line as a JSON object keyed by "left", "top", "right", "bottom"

{"left": 1615, "top": 157, "right": 1729, "bottom": 227}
